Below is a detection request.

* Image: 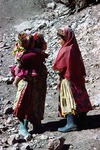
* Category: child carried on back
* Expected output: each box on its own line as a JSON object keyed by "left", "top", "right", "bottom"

{"left": 11, "top": 32, "right": 48, "bottom": 87}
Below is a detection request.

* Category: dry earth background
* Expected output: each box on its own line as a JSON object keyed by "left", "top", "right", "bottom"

{"left": 0, "top": 0, "right": 100, "bottom": 150}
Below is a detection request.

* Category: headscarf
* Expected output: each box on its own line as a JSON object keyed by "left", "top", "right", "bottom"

{"left": 13, "top": 41, "right": 24, "bottom": 56}
{"left": 33, "top": 32, "right": 47, "bottom": 50}
{"left": 53, "top": 26, "right": 86, "bottom": 87}
{"left": 13, "top": 33, "right": 34, "bottom": 62}
{"left": 13, "top": 33, "right": 32, "bottom": 54}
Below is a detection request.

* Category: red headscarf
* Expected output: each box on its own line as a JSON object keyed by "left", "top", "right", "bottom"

{"left": 53, "top": 26, "right": 86, "bottom": 87}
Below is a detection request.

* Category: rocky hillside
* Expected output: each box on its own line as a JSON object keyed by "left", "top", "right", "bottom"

{"left": 0, "top": 0, "right": 100, "bottom": 150}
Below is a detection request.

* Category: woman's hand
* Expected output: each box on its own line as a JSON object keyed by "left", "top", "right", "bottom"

{"left": 14, "top": 65, "right": 20, "bottom": 76}
{"left": 13, "top": 76, "right": 21, "bottom": 88}
{"left": 57, "top": 74, "right": 61, "bottom": 85}
{"left": 13, "top": 81, "right": 18, "bottom": 88}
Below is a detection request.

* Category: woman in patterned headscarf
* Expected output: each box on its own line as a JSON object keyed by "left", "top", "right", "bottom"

{"left": 53, "top": 26, "right": 92, "bottom": 132}
{"left": 12, "top": 33, "right": 33, "bottom": 87}
{"left": 12, "top": 32, "right": 48, "bottom": 140}
{"left": 12, "top": 32, "right": 47, "bottom": 87}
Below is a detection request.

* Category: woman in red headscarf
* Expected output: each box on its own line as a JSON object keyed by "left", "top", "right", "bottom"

{"left": 53, "top": 26, "right": 92, "bottom": 132}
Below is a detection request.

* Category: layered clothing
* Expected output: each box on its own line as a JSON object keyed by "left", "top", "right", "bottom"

{"left": 53, "top": 27, "right": 92, "bottom": 117}
{"left": 13, "top": 52, "right": 47, "bottom": 124}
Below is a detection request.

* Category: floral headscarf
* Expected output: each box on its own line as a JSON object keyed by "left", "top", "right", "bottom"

{"left": 13, "top": 33, "right": 31, "bottom": 54}
{"left": 13, "top": 33, "right": 31, "bottom": 62}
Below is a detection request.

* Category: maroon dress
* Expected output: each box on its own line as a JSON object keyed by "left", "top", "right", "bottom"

{"left": 12, "top": 52, "right": 47, "bottom": 125}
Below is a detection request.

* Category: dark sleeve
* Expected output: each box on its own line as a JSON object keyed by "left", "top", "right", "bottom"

{"left": 20, "top": 52, "right": 46, "bottom": 69}
{"left": 21, "top": 52, "right": 37, "bottom": 63}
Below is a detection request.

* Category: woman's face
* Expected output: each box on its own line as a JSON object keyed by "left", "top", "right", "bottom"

{"left": 58, "top": 36, "right": 65, "bottom": 46}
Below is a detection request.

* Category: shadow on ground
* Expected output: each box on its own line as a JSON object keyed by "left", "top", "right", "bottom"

{"left": 62, "top": 144, "right": 70, "bottom": 150}
{"left": 85, "top": 114, "right": 100, "bottom": 129}
{"left": 43, "top": 114, "right": 100, "bottom": 132}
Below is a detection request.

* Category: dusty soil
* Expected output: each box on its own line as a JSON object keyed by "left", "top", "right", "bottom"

{"left": 0, "top": 0, "right": 45, "bottom": 34}
{"left": 0, "top": 0, "right": 100, "bottom": 150}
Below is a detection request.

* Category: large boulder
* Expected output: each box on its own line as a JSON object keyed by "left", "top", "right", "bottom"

{"left": 54, "top": 0, "right": 69, "bottom": 5}
{"left": 54, "top": 0, "right": 99, "bottom": 12}
{"left": 75, "top": 0, "right": 87, "bottom": 11}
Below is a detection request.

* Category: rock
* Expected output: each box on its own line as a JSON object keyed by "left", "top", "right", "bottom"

{"left": 1, "top": 77, "right": 11, "bottom": 82}
{"left": 75, "top": 0, "right": 88, "bottom": 12}
{"left": 47, "top": 136, "right": 65, "bottom": 150}
{"left": 0, "top": 129, "right": 2, "bottom": 134}
{"left": 0, "top": 75, "right": 5, "bottom": 82}
{"left": 38, "top": 22, "right": 47, "bottom": 30}
{"left": 0, "top": 124, "right": 8, "bottom": 132}
{"left": 40, "top": 135, "right": 48, "bottom": 140}
{"left": 93, "top": 94, "right": 100, "bottom": 107}
{"left": 0, "top": 146, "right": 3, "bottom": 150}
{"left": 20, "top": 143, "right": 31, "bottom": 150}
{"left": 0, "top": 42, "right": 5, "bottom": 48}
{"left": 6, "top": 146, "right": 18, "bottom": 150}
{"left": 7, "top": 134, "right": 18, "bottom": 145}
{"left": 1, "top": 137, "right": 8, "bottom": 143}
{"left": 54, "top": 0, "right": 69, "bottom": 5}
{"left": 6, "top": 116, "right": 13, "bottom": 124}
{"left": 47, "top": 2, "right": 57, "bottom": 9}
{"left": 4, "top": 106, "right": 13, "bottom": 114}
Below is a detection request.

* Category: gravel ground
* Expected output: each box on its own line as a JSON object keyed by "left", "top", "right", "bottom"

{"left": 0, "top": 0, "right": 100, "bottom": 150}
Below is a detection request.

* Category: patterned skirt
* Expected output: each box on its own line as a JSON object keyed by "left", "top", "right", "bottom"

{"left": 13, "top": 66, "right": 47, "bottom": 124}
{"left": 58, "top": 79, "right": 92, "bottom": 117}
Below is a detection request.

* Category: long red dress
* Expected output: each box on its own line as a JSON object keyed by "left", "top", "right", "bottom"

{"left": 13, "top": 52, "right": 47, "bottom": 125}
{"left": 53, "top": 27, "right": 92, "bottom": 116}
